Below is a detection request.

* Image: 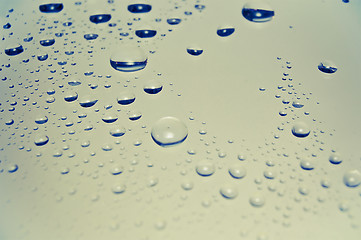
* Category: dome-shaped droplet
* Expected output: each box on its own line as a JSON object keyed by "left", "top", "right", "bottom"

{"left": 151, "top": 117, "right": 188, "bottom": 147}
{"left": 343, "top": 170, "right": 361, "bottom": 188}
{"left": 264, "top": 169, "right": 276, "bottom": 179}
{"left": 187, "top": 47, "right": 203, "bottom": 56}
{"left": 228, "top": 165, "right": 247, "bottom": 179}
{"left": 79, "top": 95, "right": 98, "bottom": 108}
{"left": 37, "top": 52, "right": 48, "bottom": 61}
{"left": 242, "top": 1, "right": 275, "bottom": 23}
{"left": 102, "top": 114, "right": 118, "bottom": 123}
{"left": 68, "top": 80, "right": 82, "bottom": 86}
{"left": 35, "top": 115, "right": 48, "bottom": 124}
{"left": 39, "top": 3, "right": 64, "bottom": 13}
{"left": 7, "top": 164, "right": 19, "bottom": 173}
{"left": 109, "top": 127, "right": 126, "bottom": 137}
{"left": 5, "top": 44, "right": 24, "bottom": 56}
{"left": 144, "top": 80, "right": 163, "bottom": 94}
{"left": 292, "top": 122, "right": 310, "bottom": 138}
{"left": 292, "top": 100, "right": 304, "bottom": 108}
{"left": 89, "top": 14, "right": 111, "bottom": 24}
{"left": 34, "top": 134, "right": 49, "bottom": 146}
{"left": 40, "top": 38, "right": 55, "bottom": 47}
{"left": 318, "top": 60, "right": 337, "bottom": 74}
{"left": 112, "top": 184, "right": 126, "bottom": 194}
{"left": 64, "top": 91, "right": 78, "bottom": 102}
{"left": 217, "top": 26, "right": 235, "bottom": 37}
{"left": 110, "top": 46, "right": 147, "bottom": 72}
{"left": 135, "top": 28, "right": 157, "bottom": 38}
{"left": 196, "top": 161, "right": 215, "bottom": 177}
{"left": 167, "top": 18, "right": 181, "bottom": 25}
{"left": 300, "top": 158, "right": 315, "bottom": 170}
{"left": 128, "top": 4, "right": 152, "bottom": 13}
{"left": 329, "top": 153, "right": 342, "bottom": 165}
{"left": 117, "top": 91, "right": 136, "bottom": 105}
{"left": 84, "top": 33, "right": 99, "bottom": 40}
{"left": 110, "top": 165, "right": 124, "bottom": 175}
{"left": 220, "top": 185, "right": 238, "bottom": 199}
{"left": 128, "top": 110, "right": 142, "bottom": 121}
{"left": 249, "top": 195, "right": 265, "bottom": 207}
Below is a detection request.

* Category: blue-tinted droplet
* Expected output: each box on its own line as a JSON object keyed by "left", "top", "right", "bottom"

{"left": 187, "top": 47, "right": 203, "bottom": 56}
{"left": 37, "top": 53, "right": 48, "bottom": 61}
{"left": 217, "top": 27, "right": 235, "bottom": 37}
{"left": 128, "top": 4, "right": 152, "bottom": 13}
{"left": 135, "top": 29, "right": 157, "bottom": 38}
{"left": 5, "top": 45, "right": 24, "bottom": 56}
{"left": 84, "top": 33, "right": 98, "bottom": 40}
{"left": 24, "top": 36, "right": 33, "bottom": 42}
{"left": 167, "top": 18, "right": 181, "bottom": 25}
{"left": 39, "top": 3, "right": 64, "bottom": 13}
{"left": 110, "top": 46, "right": 147, "bottom": 72}
{"left": 40, "top": 39, "right": 55, "bottom": 47}
{"left": 318, "top": 61, "right": 337, "bottom": 74}
{"left": 242, "top": 2, "right": 275, "bottom": 22}
{"left": 89, "top": 14, "right": 112, "bottom": 24}
{"left": 3, "top": 23, "right": 11, "bottom": 29}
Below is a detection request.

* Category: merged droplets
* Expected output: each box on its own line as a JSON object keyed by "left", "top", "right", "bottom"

{"left": 151, "top": 117, "right": 188, "bottom": 147}
{"left": 110, "top": 46, "right": 147, "bottom": 72}
{"left": 128, "top": 4, "right": 152, "bottom": 13}
{"left": 318, "top": 60, "right": 337, "bottom": 74}
{"left": 291, "top": 122, "right": 310, "bottom": 138}
{"left": 196, "top": 161, "right": 215, "bottom": 177}
{"left": 34, "top": 134, "right": 49, "bottom": 146}
{"left": 89, "top": 14, "right": 112, "bottom": 24}
{"left": 5, "top": 44, "right": 24, "bottom": 56}
{"left": 39, "top": 3, "right": 64, "bottom": 13}
{"left": 343, "top": 170, "right": 361, "bottom": 188}
{"left": 217, "top": 26, "right": 235, "bottom": 37}
{"left": 242, "top": 1, "right": 275, "bottom": 23}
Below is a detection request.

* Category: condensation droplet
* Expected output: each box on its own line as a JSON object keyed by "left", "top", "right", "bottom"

{"left": 151, "top": 117, "right": 188, "bottom": 147}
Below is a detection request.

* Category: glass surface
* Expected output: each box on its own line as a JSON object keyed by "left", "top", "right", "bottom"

{"left": 0, "top": 0, "right": 361, "bottom": 239}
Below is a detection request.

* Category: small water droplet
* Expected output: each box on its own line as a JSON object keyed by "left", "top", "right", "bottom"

{"left": 343, "top": 170, "right": 361, "bottom": 188}
{"left": 249, "top": 195, "right": 265, "bottom": 207}
{"left": 144, "top": 80, "right": 163, "bottom": 94}
{"left": 329, "top": 153, "right": 342, "bottom": 165}
{"left": 187, "top": 47, "right": 203, "bottom": 56}
{"left": 112, "top": 184, "right": 126, "bottom": 194}
{"left": 196, "top": 161, "right": 215, "bottom": 177}
{"left": 300, "top": 158, "right": 315, "bottom": 170}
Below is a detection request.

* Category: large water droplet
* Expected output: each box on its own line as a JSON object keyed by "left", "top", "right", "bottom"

{"left": 292, "top": 122, "right": 310, "bottom": 138}
{"left": 128, "top": 4, "right": 152, "bottom": 13}
{"left": 242, "top": 1, "right": 275, "bottom": 23}
{"left": 5, "top": 44, "right": 24, "bottom": 56}
{"left": 39, "top": 3, "right": 64, "bottom": 13}
{"left": 35, "top": 115, "right": 48, "bottom": 124}
{"left": 64, "top": 91, "right": 78, "bottom": 102}
{"left": 228, "top": 165, "right": 247, "bottom": 179}
{"left": 89, "top": 14, "right": 112, "bottom": 24}
{"left": 318, "top": 60, "right": 337, "bottom": 74}
{"left": 196, "top": 161, "right": 215, "bottom": 176}
{"left": 343, "top": 170, "right": 361, "bottom": 188}
{"left": 34, "top": 135, "right": 49, "bottom": 146}
{"left": 220, "top": 185, "right": 238, "bottom": 199}
{"left": 151, "top": 117, "right": 188, "bottom": 147}
{"left": 110, "top": 46, "right": 147, "bottom": 72}
{"left": 300, "top": 158, "right": 315, "bottom": 170}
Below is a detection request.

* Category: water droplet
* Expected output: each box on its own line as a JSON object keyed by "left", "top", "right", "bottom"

{"left": 217, "top": 26, "right": 235, "bottom": 37}
{"left": 292, "top": 122, "right": 310, "bottom": 138}
{"left": 117, "top": 91, "right": 136, "bottom": 105}
{"left": 39, "top": 3, "right": 64, "bottom": 13}
{"left": 79, "top": 95, "right": 98, "bottom": 108}
{"left": 37, "top": 52, "right": 48, "bottom": 61}
{"left": 343, "top": 170, "right": 361, "bottom": 188}
{"left": 102, "top": 114, "right": 118, "bottom": 123}
{"left": 220, "top": 185, "right": 238, "bottom": 199}
{"left": 110, "top": 127, "right": 126, "bottom": 137}
{"left": 181, "top": 181, "right": 194, "bottom": 190}
{"left": 40, "top": 38, "right": 55, "bottom": 47}
{"left": 292, "top": 100, "right": 304, "bottom": 108}
{"left": 35, "top": 115, "right": 48, "bottom": 124}
{"left": 144, "top": 80, "right": 163, "bottom": 94}
{"left": 264, "top": 169, "right": 276, "bottom": 179}
{"left": 7, "top": 164, "right": 18, "bottom": 173}
{"left": 135, "top": 28, "right": 157, "bottom": 38}
{"left": 228, "top": 165, "right": 247, "bottom": 179}
{"left": 187, "top": 47, "right": 203, "bottom": 56}
{"left": 300, "top": 158, "right": 315, "bottom": 170}
{"left": 151, "top": 117, "right": 188, "bottom": 147}
{"left": 112, "top": 184, "right": 126, "bottom": 194}
{"left": 318, "top": 60, "right": 337, "bottom": 74}
{"left": 128, "top": 4, "right": 152, "bottom": 13}
{"left": 5, "top": 44, "right": 24, "bottom": 56}
{"left": 242, "top": 1, "right": 275, "bottom": 23}
{"left": 249, "top": 195, "right": 265, "bottom": 207}
{"left": 84, "top": 33, "right": 99, "bottom": 40}
{"left": 64, "top": 91, "right": 78, "bottom": 102}
{"left": 329, "top": 153, "right": 342, "bottom": 165}
{"left": 167, "top": 18, "right": 181, "bottom": 25}
{"left": 128, "top": 110, "right": 142, "bottom": 121}
{"left": 110, "top": 46, "right": 147, "bottom": 72}
{"left": 110, "top": 165, "right": 124, "bottom": 175}
{"left": 34, "top": 134, "right": 49, "bottom": 146}
{"left": 68, "top": 80, "right": 82, "bottom": 86}
{"left": 196, "top": 161, "right": 215, "bottom": 176}
{"left": 89, "top": 14, "right": 112, "bottom": 24}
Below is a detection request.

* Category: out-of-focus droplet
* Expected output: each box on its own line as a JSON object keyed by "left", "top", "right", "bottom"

{"left": 229, "top": 165, "right": 247, "bottom": 179}
{"left": 84, "top": 33, "right": 99, "bottom": 40}
{"left": 242, "top": 1, "right": 275, "bottom": 23}
{"left": 220, "top": 185, "right": 238, "bottom": 199}
{"left": 329, "top": 153, "right": 342, "bottom": 165}
{"left": 110, "top": 46, "right": 147, "bottom": 72}
{"left": 40, "top": 38, "right": 55, "bottom": 47}
{"left": 7, "top": 164, "right": 19, "bottom": 173}
{"left": 343, "top": 170, "right": 361, "bottom": 188}
{"left": 110, "top": 165, "right": 124, "bottom": 175}
{"left": 292, "top": 100, "right": 304, "bottom": 108}
{"left": 151, "top": 117, "right": 188, "bottom": 147}
{"left": 292, "top": 122, "right": 310, "bottom": 138}
{"left": 112, "top": 184, "right": 126, "bottom": 194}
{"left": 300, "top": 158, "right": 315, "bottom": 170}
{"left": 249, "top": 195, "right": 265, "bottom": 207}
{"left": 318, "top": 60, "right": 337, "bottom": 74}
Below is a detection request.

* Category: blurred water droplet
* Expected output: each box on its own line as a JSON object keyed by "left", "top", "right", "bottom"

{"left": 7, "top": 164, "right": 18, "bottom": 173}
{"left": 343, "top": 170, "right": 361, "bottom": 188}
{"left": 329, "top": 153, "right": 342, "bottom": 165}
{"left": 196, "top": 161, "right": 215, "bottom": 176}
{"left": 39, "top": 3, "right": 64, "bottom": 13}
{"left": 40, "top": 38, "right": 55, "bottom": 47}
{"left": 300, "top": 158, "right": 315, "bottom": 170}
{"left": 249, "top": 195, "right": 265, "bottom": 207}
{"left": 128, "top": 4, "right": 152, "bottom": 13}
{"left": 112, "top": 184, "right": 126, "bottom": 194}
{"left": 110, "top": 165, "right": 124, "bottom": 175}
{"left": 229, "top": 165, "right": 247, "bottom": 179}
{"left": 151, "top": 117, "right": 188, "bottom": 147}
{"left": 220, "top": 185, "right": 238, "bottom": 199}
{"left": 167, "top": 18, "right": 181, "bottom": 25}
{"left": 84, "top": 33, "right": 99, "bottom": 40}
